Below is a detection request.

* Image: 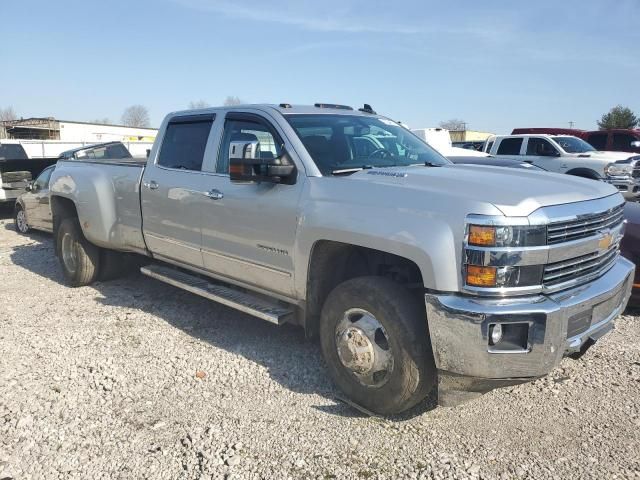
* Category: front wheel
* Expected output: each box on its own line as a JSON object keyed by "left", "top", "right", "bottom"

{"left": 56, "top": 218, "right": 100, "bottom": 287}
{"left": 320, "top": 276, "right": 436, "bottom": 415}
{"left": 14, "top": 205, "right": 30, "bottom": 234}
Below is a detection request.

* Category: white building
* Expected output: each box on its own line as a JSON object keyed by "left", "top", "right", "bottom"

{"left": 0, "top": 117, "right": 157, "bottom": 142}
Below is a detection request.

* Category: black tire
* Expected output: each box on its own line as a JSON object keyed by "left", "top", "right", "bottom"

{"left": 566, "top": 169, "right": 600, "bottom": 180}
{"left": 56, "top": 217, "right": 100, "bottom": 287}
{"left": 14, "top": 204, "right": 30, "bottom": 234}
{"left": 320, "top": 276, "right": 436, "bottom": 415}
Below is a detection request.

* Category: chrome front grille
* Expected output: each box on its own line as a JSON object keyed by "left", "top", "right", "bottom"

{"left": 546, "top": 204, "right": 625, "bottom": 245}
{"left": 543, "top": 245, "right": 619, "bottom": 289}
{"left": 463, "top": 197, "right": 626, "bottom": 297}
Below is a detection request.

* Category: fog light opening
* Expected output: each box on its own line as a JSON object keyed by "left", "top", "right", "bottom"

{"left": 489, "top": 323, "right": 503, "bottom": 346}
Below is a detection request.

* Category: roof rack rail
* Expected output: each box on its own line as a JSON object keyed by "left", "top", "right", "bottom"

{"left": 358, "top": 104, "right": 376, "bottom": 114}
{"left": 279, "top": 103, "right": 292, "bottom": 108}
{"left": 314, "top": 103, "right": 353, "bottom": 110}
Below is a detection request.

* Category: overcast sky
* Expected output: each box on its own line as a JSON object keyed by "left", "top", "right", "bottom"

{"left": 2, "top": 0, "right": 638, "bottom": 133}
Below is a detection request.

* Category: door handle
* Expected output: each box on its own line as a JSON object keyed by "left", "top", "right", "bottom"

{"left": 143, "top": 180, "right": 159, "bottom": 190}
{"left": 206, "top": 189, "right": 224, "bottom": 200}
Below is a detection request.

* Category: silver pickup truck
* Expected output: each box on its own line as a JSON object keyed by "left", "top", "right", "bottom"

{"left": 49, "top": 104, "right": 635, "bottom": 414}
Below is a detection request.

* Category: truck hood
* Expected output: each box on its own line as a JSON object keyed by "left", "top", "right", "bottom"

{"left": 567, "top": 150, "right": 639, "bottom": 161}
{"left": 348, "top": 164, "right": 620, "bottom": 217}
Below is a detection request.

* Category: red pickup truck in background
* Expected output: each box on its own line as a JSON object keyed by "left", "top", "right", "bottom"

{"left": 512, "top": 128, "right": 640, "bottom": 154}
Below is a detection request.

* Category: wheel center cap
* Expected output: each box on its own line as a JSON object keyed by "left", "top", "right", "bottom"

{"left": 336, "top": 327, "right": 375, "bottom": 374}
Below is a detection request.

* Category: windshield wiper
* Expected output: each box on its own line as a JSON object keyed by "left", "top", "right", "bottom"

{"left": 331, "top": 165, "right": 374, "bottom": 175}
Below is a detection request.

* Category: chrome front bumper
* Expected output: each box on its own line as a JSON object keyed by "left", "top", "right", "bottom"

{"left": 605, "top": 176, "right": 640, "bottom": 200}
{"left": 425, "top": 256, "right": 634, "bottom": 382}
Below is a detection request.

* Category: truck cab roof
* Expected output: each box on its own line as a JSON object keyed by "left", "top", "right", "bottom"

{"left": 170, "top": 103, "right": 381, "bottom": 118}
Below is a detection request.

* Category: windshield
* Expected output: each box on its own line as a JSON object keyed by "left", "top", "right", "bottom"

{"left": 285, "top": 114, "right": 450, "bottom": 175}
{"left": 552, "top": 136, "right": 595, "bottom": 154}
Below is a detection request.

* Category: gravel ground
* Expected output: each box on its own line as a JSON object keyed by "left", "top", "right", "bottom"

{"left": 0, "top": 206, "right": 639, "bottom": 480}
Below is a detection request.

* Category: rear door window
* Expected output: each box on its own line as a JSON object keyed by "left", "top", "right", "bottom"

{"left": 586, "top": 133, "right": 608, "bottom": 150}
{"left": 157, "top": 114, "right": 215, "bottom": 171}
{"left": 497, "top": 138, "right": 523, "bottom": 155}
{"left": 612, "top": 133, "right": 635, "bottom": 151}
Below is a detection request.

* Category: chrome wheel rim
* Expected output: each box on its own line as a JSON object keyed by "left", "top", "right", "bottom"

{"left": 61, "top": 232, "right": 78, "bottom": 275}
{"left": 335, "top": 308, "right": 394, "bottom": 387}
{"left": 16, "top": 210, "right": 28, "bottom": 233}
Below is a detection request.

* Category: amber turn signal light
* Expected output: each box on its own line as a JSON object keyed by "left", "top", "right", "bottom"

{"left": 466, "top": 265, "right": 497, "bottom": 287}
{"left": 468, "top": 225, "right": 496, "bottom": 246}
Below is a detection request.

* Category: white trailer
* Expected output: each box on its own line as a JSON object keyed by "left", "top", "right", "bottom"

{"left": 0, "top": 140, "right": 154, "bottom": 159}
{"left": 412, "top": 128, "right": 488, "bottom": 157}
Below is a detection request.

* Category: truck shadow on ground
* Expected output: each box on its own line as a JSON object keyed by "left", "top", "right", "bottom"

{"left": 8, "top": 234, "right": 437, "bottom": 420}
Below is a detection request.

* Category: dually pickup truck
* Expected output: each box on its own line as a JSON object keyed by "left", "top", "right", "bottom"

{"left": 49, "top": 103, "right": 635, "bottom": 414}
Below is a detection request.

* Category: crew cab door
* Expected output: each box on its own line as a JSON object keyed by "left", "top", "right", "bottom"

{"left": 199, "top": 112, "right": 302, "bottom": 297}
{"left": 521, "top": 137, "right": 564, "bottom": 172}
{"left": 141, "top": 113, "right": 216, "bottom": 268}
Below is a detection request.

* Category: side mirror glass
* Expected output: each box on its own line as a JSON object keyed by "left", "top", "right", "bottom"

{"left": 25, "top": 182, "right": 34, "bottom": 192}
{"left": 229, "top": 141, "right": 296, "bottom": 184}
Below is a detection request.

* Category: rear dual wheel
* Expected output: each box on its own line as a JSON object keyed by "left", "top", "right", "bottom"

{"left": 56, "top": 218, "right": 133, "bottom": 286}
{"left": 56, "top": 218, "right": 100, "bottom": 287}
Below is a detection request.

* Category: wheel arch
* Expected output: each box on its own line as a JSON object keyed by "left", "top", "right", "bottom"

{"left": 50, "top": 196, "right": 79, "bottom": 250}
{"left": 565, "top": 168, "right": 601, "bottom": 180}
{"left": 303, "top": 240, "right": 427, "bottom": 338}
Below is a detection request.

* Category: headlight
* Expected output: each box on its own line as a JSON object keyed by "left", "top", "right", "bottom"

{"left": 467, "top": 224, "right": 546, "bottom": 247}
{"left": 605, "top": 162, "right": 633, "bottom": 177}
{"left": 464, "top": 219, "right": 546, "bottom": 291}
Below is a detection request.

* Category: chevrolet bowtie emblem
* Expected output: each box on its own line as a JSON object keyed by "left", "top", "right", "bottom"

{"left": 598, "top": 232, "right": 613, "bottom": 250}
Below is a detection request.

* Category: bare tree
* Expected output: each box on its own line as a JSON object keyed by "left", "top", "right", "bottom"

{"left": 121, "top": 105, "right": 150, "bottom": 127}
{"left": 0, "top": 106, "right": 18, "bottom": 122}
{"left": 223, "top": 96, "right": 244, "bottom": 106}
{"left": 189, "top": 100, "right": 210, "bottom": 109}
{"left": 91, "top": 117, "right": 111, "bottom": 125}
{"left": 439, "top": 118, "right": 466, "bottom": 131}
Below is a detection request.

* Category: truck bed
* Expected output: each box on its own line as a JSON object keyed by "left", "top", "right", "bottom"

{"left": 62, "top": 157, "right": 147, "bottom": 167}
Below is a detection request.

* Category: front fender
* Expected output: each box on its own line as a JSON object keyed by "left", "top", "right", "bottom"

{"left": 293, "top": 204, "right": 462, "bottom": 297}
{"left": 565, "top": 167, "right": 602, "bottom": 180}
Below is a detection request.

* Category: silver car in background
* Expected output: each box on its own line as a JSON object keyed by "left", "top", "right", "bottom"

{"left": 14, "top": 165, "right": 55, "bottom": 234}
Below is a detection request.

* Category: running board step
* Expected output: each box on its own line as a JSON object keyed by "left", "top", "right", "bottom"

{"left": 140, "top": 264, "right": 293, "bottom": 325}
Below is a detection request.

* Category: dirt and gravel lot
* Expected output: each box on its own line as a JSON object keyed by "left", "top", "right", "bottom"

{"left": 0, "top": 207, "right": 639, "bottom": 480}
